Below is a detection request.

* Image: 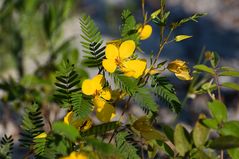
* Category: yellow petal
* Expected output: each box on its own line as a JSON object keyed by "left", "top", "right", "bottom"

{"left": 102, "top": 59, "right": 117, "bottom": 73}
{"left": 96, "top": 103, "right": 116, "bottom": 122}
{"left": 60, "top": 151, "right": 88, "bottom": 159}
{"left": 175, "top": 35, "right": 192, "bottom": 42}
{"left": 175, "top": 71, "right": 193, "bottom": 80}
{"left": 105, "top": 44, "right": 119, "bottom": 59}
{"left": 82, "top": 79, "right": 95, "bottom": 95}
{"left": 119, "top": 40, "right": 136, "bottom": 59}
{"left": 35, "top": 132, "right": 47, "bottom": 139}
{"left": 167, "top": 59, "right": 186, "bottom": 73}
{"left": 100, "top": 88, "right": 111, "bottom": 100}
{"left": 64, "top": 111, "right": 73, "bottom": 125}
{"left": 79, "top": 119, "right": 92, "bottom": 132}
{"left": 93, "top": 96, "right": 106, "bottom": 109}
{"left": 121, "top": 59, "right": 147, "bottom": 78}
{"left": 138, "top": 25, "right": 152, "bottom": 40}
{"left": 92, "top": 74, "right": 105, "bottom": 91}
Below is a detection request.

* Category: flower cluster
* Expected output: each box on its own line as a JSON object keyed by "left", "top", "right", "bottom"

{"left": 82, "top": 74, "right": 115, "bottom": 122}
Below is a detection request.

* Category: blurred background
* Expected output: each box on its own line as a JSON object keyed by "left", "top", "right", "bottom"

{"left": 0, "top": 0, "right": 239, "bottom": 157}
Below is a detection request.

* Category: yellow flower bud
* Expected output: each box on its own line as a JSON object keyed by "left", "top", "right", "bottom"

{"left": 138, "top": 25, "right": 152, "bottom": 40}
{"left": 151, "top": 9, "right": 161, "bottom": 19}
{"left": 175, "top": 35, "right": 192, "bottom": 42}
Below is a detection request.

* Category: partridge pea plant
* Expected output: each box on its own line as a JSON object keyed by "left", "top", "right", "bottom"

{"left": 1, "top": 0, "right": 239, "bottom": 159}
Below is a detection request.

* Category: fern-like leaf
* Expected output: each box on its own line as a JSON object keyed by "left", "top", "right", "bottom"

{"left": 81, "top": 121, "right": 120, "bottom": 137}
{"left": 71, "top": 93, "right": 93, "bottom": 119}
{"left": 132, "top": 87, "right": 158, "bottom": 113}
{"left": 33, "top": 137, "right": 47, "bottom": 158}
{"left": 54, "top": 61, "right": 81, "bottom": 108}
{"left": 151, "top": 76, "right": 181, "bottom": 113}
{"left": 0, "top": 135, "right": 14, "bottom": 159}
{"left": 19, "top": 103, "right": 44, "bottom": 148}
{"left": 115, "top": 132, "right": 140, "bottom": 159}
{"left": 80, "top": 15, "right": 105, "bottom": 68}
{"left": 112, "top": 73, "right": 138, "bottom": 95}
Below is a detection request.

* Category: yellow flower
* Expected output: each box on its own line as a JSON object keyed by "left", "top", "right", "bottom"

{"left": 60, "top": 151, "right": 88, "bottom": 159}
{"left": 138, "top": 25, "right": 152, "bottom": 40}
{"left": 120, "top": 59, "right": 147, "bottom": 78}
{"left": 102, "top": 40, "right": 135, "bottom": 73}
{"left": 102, "top": 40, "right": 146, "bottom": 78}
{"left": 35, "top": 132, "right": 47, "bottom": 139}
{"left": 167, "top": 59, "right": 193, "bottom": 80}
{"left": 82, "top": 75, "right": 115, "bottom": 122}
{"left": 175, "top": 35, "right": 192, "bottom": 42}
{"left": 64, "top": 111, "right": 92, "bottom": 131}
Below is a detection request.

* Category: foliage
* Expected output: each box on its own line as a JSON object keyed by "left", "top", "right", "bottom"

{"left": 80, "top": 15, "right": 105, "bottom": 69}
{"left": 0, "top": 0, "right": 239, "bottom": 159}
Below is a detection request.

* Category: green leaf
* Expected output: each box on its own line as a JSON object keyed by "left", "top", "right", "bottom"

{"left": 81, "top": 121, "right": 120, "bottom": 137}
{"left": 228, "top": 148, "right": 239, "bottom": 159}
{"left": 190, "top": 148, "right": 215, "bottom": 159}
{"left": 0, "top": 135, "right": 14, "bottom": 159}
{"left": 52, "top": 122, "right": 79, "bottom": 142}
{"left": 208, "top": 100, "right": 227, "bottom": 123}
{"left": 116, "top": 132, "right": 140, "bottom": 159}
{"left": 132, "top": 116, "right": 167, "bottom": 141}
{"left": 86, "top": 138, "right": 120, "bottom": 157}
{"left": 219, "top": 121, "right": 239, "bottom": 138}
{"left": 112, "top": 73, "right": 138, "bottom": 95}
{"left": 219, "top": 71, "right": 239, "bottom": 77}
{"left": 194, "top": 64, "right": 215, "bottom": 75}
{"left": 151, "top": 76, "right": 181, "bottom": 113}
{"left": 202, "top": 119, "right": 218, "bottom": 129}
{"left": 193, "top": 114, "right": 210, "bottom": 148}
{"left": 162, "top": 125, "right": 174, "bottom": 143}
{"left": 133, "top": 88, "right": 158, "bottom": 113}
{"left": 174, "top": 124, "right": 192, "bottom": 156}
{"left": 209, "top": 136, "right": 239, "bottom": 149}
{"left": 120, "top": 9, "right": 139, "bottom": 42}
{"left": 80, "top": 15, "right": 105, "bottom": 69}
{"left": 221, "top": 82, "right": 239, "bottom": 91}
{"left": 171, "top": 13, "right": 207, "bottom": 29}
{"left": 71, "top": 93, "right": 93, "bottom": 119}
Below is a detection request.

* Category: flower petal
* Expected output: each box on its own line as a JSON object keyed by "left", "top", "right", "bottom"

{"left": 92, "top": 74, "right": 105, "bottom": 91}
{"left": 167, "top": 59, "right": 186, "bottom": 73}
{"left": 100, "top": 88, "right": 111, "bottom": 100}
{"left": 93, "top": 96, "right": 106, "bottom": 108}
{"left": 60, "top": 151, "right": 88, "bottom": 159}
{"left": 175, "top": 71, "right": 193, "bottom": 80}
{"left": 102, "top": 59, "right": 117, "bottom": 73}
{"left": 64, "top": 111, "right": 73, "bottom": 125}
{"left": 138, "top": 25, "right": 152, "bottom": 40}
{"left": 82, "top": 79, "right": 95, "bottom": 95}
{"left": 119, "top": 40, "right": 136, "bottom": 59}
{"left": 96, "top": 103, "right": 116, "bottom": 122}
{"left": 105, "top": 44, "right": 119, "bottom": 59}
{"left": 121, "top": 59, "right": 147, "bottom": 78}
